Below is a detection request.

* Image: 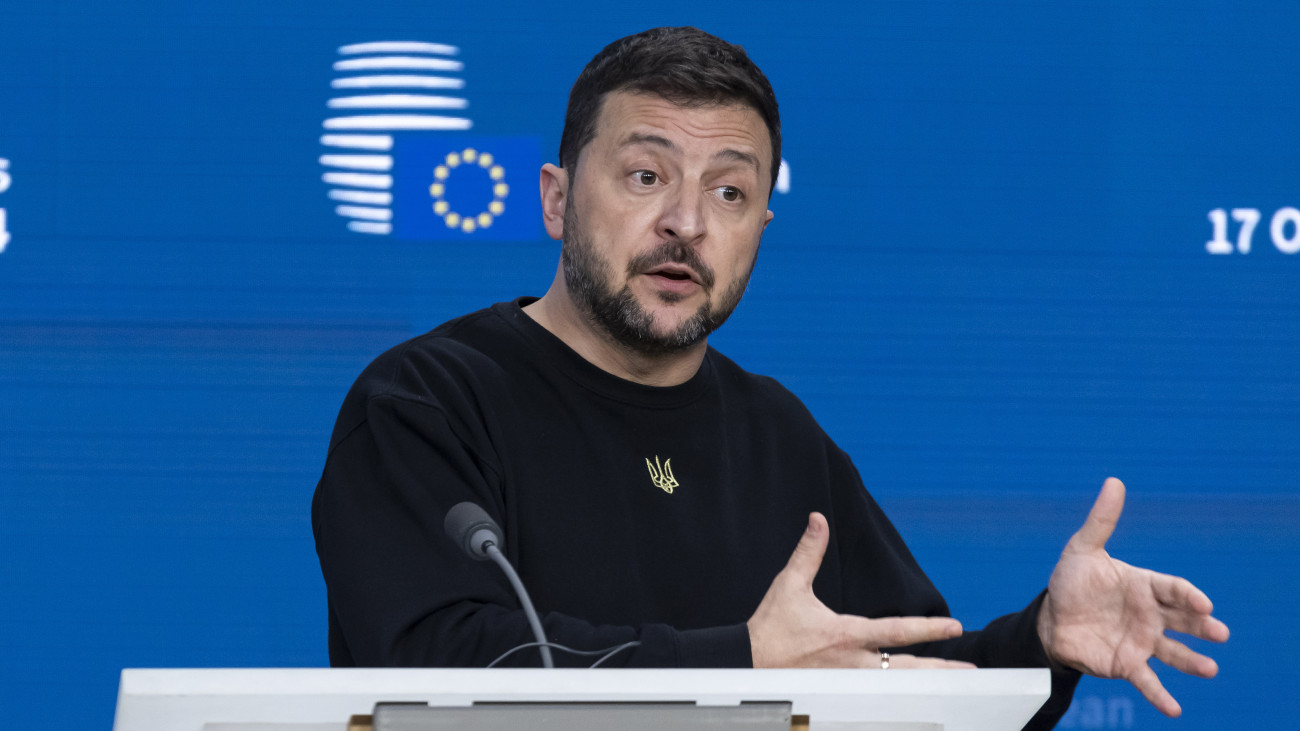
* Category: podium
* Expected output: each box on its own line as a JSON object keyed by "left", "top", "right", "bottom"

{"left": 113, "top": 667, "right": 1049, "bottom": 730}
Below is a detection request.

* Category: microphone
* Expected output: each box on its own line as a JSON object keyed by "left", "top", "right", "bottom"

{"left": 444, "top": 502, "right": 503, "bottom": 560}
{"left": 443, "top": 502, "right": 554, "bottom": 668}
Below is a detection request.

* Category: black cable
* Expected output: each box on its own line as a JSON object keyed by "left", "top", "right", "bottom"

{"left": 486, "top": 640, "right": 643, "bottom": 669}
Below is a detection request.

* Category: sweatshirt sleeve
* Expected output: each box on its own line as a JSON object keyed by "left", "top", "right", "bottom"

{"left": 312, "top": 391, "right": 754, "bottom": 668}
{"left": 898, "top": 592, "right": 1082, "bottom": 730}
{"left": 832, "top": 452, "right": 1080, "bottom": 729}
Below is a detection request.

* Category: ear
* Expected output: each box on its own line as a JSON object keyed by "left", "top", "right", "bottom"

{"left": 539, "top": 163, "right": 568, "bottom": 241}
{"left": 762, "top": 208, "right": 774, "bottom": 232}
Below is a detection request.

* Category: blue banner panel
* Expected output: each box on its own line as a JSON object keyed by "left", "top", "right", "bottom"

{"left": 0, "top": 1, "right": 1296, "bottom": 729}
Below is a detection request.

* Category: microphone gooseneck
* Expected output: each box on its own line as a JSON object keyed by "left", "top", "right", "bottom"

{"left": 483, "top": 541, "right": 553, "bottom": 668}
{"left": 443, "top": 501, "right": 554, "bottom": 668}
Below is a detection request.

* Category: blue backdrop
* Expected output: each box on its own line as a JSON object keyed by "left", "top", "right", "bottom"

{"left": 1, "top": 1, "right": 1296, "bottom": 728}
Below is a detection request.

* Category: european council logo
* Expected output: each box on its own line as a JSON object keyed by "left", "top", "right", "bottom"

{"left": 319, "top": 41, "right": 541, "bottom": 241}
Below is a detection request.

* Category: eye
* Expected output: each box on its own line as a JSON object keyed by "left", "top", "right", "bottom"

{"left": 715, "top": 186, "right": 743, "bottom": 203}
{"left": 634, "top": 170, "right": 658, "bottom": 185}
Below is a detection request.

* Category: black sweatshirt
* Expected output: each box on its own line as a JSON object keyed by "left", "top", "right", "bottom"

{"left": 312, "top": 298, "right": 1078, "bottom": 727}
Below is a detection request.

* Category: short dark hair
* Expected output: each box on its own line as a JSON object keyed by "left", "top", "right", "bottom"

{"left": 558, "top": 27, "right": 782, "bottom": 193}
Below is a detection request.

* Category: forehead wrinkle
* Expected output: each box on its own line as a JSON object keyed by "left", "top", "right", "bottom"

{"left": 618, "top": 133, "right": 761, "bottom": 180}
{"left": 619, "top": 132, "right": 677, "bottom": 153}
{"left": 712, "top": 148, "right": 761, "bottom": 177}
{"left": 595, "top": 93, "right": 770, "bottom": 181}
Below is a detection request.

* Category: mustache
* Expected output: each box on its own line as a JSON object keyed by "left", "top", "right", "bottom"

{"left": 626, "top": 242, "right": 716, "bottom": 290}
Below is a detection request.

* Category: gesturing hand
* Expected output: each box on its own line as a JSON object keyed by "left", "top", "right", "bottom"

{"left": 1038, "top": 478, "right": 1230, "bottom": 717}
{"left": 748, "top": 512, "right": 976, "bottom": 669}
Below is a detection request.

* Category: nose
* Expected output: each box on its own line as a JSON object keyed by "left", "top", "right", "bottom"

{"left": 655, "top": 184, "right": 706, "bottom": 245}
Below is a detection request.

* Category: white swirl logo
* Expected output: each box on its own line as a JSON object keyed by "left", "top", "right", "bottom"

{"left": 320, "top": 41, "right": 472, "bottom": 236}
{"left": 0, "top": 157, "right": 11, "bottom": 253}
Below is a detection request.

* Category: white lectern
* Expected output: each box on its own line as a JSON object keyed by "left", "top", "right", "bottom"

{"left": 113, "top": 668, "right": 1049, "bottom": 731}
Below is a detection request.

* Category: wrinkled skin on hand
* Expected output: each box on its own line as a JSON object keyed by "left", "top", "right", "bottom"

{"left": 1038, "top": 478, "right": 1230, "bottom": 717}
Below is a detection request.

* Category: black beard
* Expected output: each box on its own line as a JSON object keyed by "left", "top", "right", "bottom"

{"left": 560, "top": 198, "right": 753, "bottom": 356}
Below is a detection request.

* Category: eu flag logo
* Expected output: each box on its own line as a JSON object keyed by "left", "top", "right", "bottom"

{"left": 392, "top": 135, "right": 541, "bottom": 241}
{"left": 320, "top": 41, "right": 546, "bottom": 242}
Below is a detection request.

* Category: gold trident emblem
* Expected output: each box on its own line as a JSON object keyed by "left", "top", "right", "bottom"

{"left": 645, "top": 455, "right": 679, "bottom": 494}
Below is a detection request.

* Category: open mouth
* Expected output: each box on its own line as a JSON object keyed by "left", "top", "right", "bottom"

{"left": 646, "top": 265, "right": 699, "bottom": 285}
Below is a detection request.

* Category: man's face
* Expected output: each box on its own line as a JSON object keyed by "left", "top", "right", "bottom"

{"left": 557, "top": 91, "right": 774, "bottom": 354}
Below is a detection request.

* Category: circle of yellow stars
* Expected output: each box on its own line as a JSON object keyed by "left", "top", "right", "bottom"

{"left": 428, "top": 148, "right": 508, "bottom": 233}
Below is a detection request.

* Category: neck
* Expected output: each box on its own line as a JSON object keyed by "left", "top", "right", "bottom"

{"left": 523, "top": 283, "right": 707, "bottom": 388}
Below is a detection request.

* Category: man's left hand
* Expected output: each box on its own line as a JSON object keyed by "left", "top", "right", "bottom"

{"left": 1038, "top": 477, "right": 1230, "bottom": 718}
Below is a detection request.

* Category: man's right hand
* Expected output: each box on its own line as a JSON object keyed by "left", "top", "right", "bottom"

{"left": 747, "top": 512, "right": 977, "bottom": 669}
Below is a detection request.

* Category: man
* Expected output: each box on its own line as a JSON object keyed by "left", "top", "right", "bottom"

{"left": 312, "top": 26, "right": 1227, "bottom": 729}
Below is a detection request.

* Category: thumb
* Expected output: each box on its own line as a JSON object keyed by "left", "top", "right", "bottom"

{"left": 780, "top": 512, "right": 829, "bottom": 587}
{"left": 1069, "top": 477, "right": 1126, "bottom": 552}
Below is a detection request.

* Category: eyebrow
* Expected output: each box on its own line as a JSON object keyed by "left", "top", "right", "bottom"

{"left": 620, "top": 132, "right": 762, "bottom": 176}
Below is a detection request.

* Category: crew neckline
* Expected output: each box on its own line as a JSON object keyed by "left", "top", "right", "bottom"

{"left": 492, "top": 297, "right": 716, "bottom": 409}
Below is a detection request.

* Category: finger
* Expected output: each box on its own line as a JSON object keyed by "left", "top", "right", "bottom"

{"left": 1151, "top": 571, "right": 1214, "bottom": 616}
{"left": 881, "top": 653, "right": 977, "bottom": 670}
{"left": 1154, "top": 635, "right": 1219, "bottom": 678}
{"left": 844, "top": 615, "right": 963, "bottom": 647}
{"left": 1162, "top": 607, "right": 1230, "bottom": 643}
{"left": 1199, "top": 615, "right": 1231, "bottom": 643}
{"left": 780, "top": 512, "right": 829, "bottom": 587}
{"left": 1148, "top": 576, "right": 1231, "bottom": 642}
{"left": 1068, "top": 477, "right": 1125, "bottom": 552}
{"left": 1128, "top": 662, "right": 1182, "bottom": 718}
